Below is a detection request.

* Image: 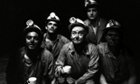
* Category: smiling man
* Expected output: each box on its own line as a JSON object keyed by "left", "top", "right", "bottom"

{"left": 6, "top": 20, "right": 54, "bottom": 84}
{"left": 55, "top": 17, "right": 100, "bottom": 84}
{"left": 26, "top": 31, "right": 39, "bottom": 49}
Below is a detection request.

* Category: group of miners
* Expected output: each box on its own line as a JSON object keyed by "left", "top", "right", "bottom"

{"left": 6, "top": 0, "right": 137, "bottom": 84}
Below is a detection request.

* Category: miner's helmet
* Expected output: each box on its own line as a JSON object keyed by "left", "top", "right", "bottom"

{"left": 85, "top": 0, "right": 99, "bottom": 9}
{"left": 23, "top": 19, "right": 43, "bottom": 40}
{"left": 103, "top": 19, "right": 122, "bottom": 33}
{"left": 68, "top": 17, "right": 88, "bottom": 33}
{"left": 45, "top": 12, "right": 60, "bottom": 25}
{"left": 101, "top": 19, "right": 123, "bottom": 42}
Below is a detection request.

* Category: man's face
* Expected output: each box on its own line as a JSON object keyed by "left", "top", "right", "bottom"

{"left": 105, "top": 30, "right": 121, "bottom": 46}
{"left": 87, "top": 7, "right": 98, "bottom": 20}
{"left": 45, "top": 21, "right": 58, "bottom": 33}
{"left": 26, "top": 31, "right": 39, "bottom": 50}
{"left": 71, "top": 26, "right": 86, "bottom": 44}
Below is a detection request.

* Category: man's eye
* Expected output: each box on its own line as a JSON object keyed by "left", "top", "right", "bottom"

{"left": 48, "top": 23, "right": 52, "bottom": 25}
{"left": 53, "top": 24, "right": 57, "bottom": 27}
{"left": 79, "top": 33, "right": 83, "bottom": 36}
{"left": 34, "top": 37, "right": 39, "bottom": 40}
{"left": 79, "top": 31, "right": 85, "bottom": 34}
{"left": 92, "top": 9, "right": 97, "bottom": 12}
{"left": 72, "top": 32, "right": 76, "bottom": 35}
{"left": 26, "top": 36, "right": 31, "bottom": 39}
{"left": 87, "top": 10, "right": 90, "bottom": 12}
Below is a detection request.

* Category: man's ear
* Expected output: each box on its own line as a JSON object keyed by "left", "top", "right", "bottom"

{"left": 70, "top": 34, "right": 73, "bottom": 40}
{"left": 45, "top": 26, "right": 48, "bottom": 30}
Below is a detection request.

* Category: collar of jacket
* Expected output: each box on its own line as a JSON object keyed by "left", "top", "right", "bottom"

{"left": 100, "top": 43, "right": 124, "bottom": 59}
{"left": 67, "top": 42, "right": 90, "bottom": 56}
{"left": 84, "top": 18, "right": 101, "bottom": 27}
{"left": 45, "top": 32, "right": 61, "bottom": 42}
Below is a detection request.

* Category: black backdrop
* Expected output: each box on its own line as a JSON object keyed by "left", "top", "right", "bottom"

{"left": 0, "top": 0, "right": 140, "bottom": 82}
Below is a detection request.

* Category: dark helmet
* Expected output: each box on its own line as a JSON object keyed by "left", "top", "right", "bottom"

{"left": 85, "top": 0, "right": 99, "bottom": 9}
{"left": 101, "top": 19, "right": 123, "bottom": 42}
{"left": 68, "top": 17, "right": 88, "bottom": 33}
{"left": 45, "top": 12, "right": 60, "bottom": 25}
{"left": 103, "top": 19, "right": 122, "bottom": 33}
{"left": 23, "top": 19, "right": 43, "bottom": 40}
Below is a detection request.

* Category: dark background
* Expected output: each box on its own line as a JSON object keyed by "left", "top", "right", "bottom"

{"left": 0, "top": 0, "right": 140, "bottom": 83}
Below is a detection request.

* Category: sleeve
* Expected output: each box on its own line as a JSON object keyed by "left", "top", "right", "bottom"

{"left": 47, "top": 51, "right": 54, "bottom": 80}
{"left": 75, "top": 45, "right": 99, "bottom": 84}
{"left": 55, "top": 44, "right": 67, "bottom": 67}
{"left": 61, "top": 36, "right": 70, "bottom": 45}
{"left": 55, "top": 44, "right": 67, "bottom": 76}
{"left": 40, "top": 33, "right": 47, "bottom": 48}
{"left": 64, "top": 38, "right": 70, "bottom": 44}
{"left": 42, "top": 49, "right": 54, "bottom": 81}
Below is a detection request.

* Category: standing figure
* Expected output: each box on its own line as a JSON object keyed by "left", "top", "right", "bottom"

{"left": 55, "top": 17, "right": 100, "bottom": 84}
{"left": 6, "top": 20, "right": 54, "bottom": 84}
{"left": 98, "top": 20, "right": 137, "bottom": 84}
{"left": 42, "top": 12, "right": 70, "bottom": 61}
{"left": 84, "top": 0, "right": 108, "bottom": 45}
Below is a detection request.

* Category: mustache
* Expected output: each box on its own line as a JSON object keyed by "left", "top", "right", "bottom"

{"left": 28, "top": 42, "right": 37, "bottom": 45}
{"left": 72, "top": 37, "right": 80, "bottom": 41}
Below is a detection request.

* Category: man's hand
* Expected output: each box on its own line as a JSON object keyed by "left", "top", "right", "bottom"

{"left": 55, "top": 66, "right": 64, "bottom": 76}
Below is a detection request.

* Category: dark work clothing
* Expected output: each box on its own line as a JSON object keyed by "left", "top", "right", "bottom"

{"left": 56, "top": 42, "right": 99, "bottom": 84}
{"left": 6, "top": 47, "right": 54, "bottom": 84}
{"left": 97, "top": 43, "right": 136, "bottom": 84}
{"left": 84, "top": 18, "right": 108, "bottom": 45}
{"left": 41, "top": 33, "right": 70, "bottom": 61}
